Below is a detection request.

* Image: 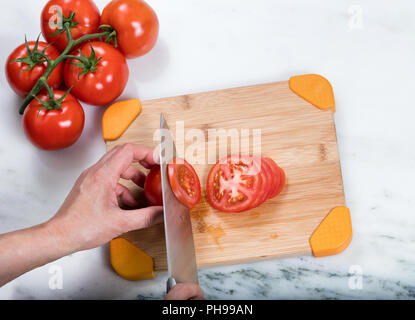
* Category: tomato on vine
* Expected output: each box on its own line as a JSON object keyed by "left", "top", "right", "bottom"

{"left": 101, "top": 0, "right": 159, "bottom": 58}
{"left": 63, "top": 41, "right": 129, "bottom": 106}
{"left": 6, "top": 38, "right": 63, "bottom": 97}
{"left": 41, "top": 0, "right": 100, "bottom": 52}
{"left": 23, "top": 89, "right": 85, "bottom": 150}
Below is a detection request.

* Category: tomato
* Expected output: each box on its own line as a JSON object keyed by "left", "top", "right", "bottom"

{"left": 260, "top": 157, "right": 284, "bottom": 199}
{"left": 206, "top": 155, "right": 285, "bottom": 213}
{"left": 5, "top": 41, "right": 63, "bottom": 97}
{"left": 252, "top": 157, "right": 272, "bottom": 207}
{"left": 206, "top": 156, "right": 264, "bottom": 213}
{"left": 167, "top": 159, "right": 201, "bottom": 209}
{"left": 101, "top": 0, "right": 159, "bottom": 58}
{"left": 41, "top": 0, "right": 100, "bottom": 52}
{"left": 23, "top": 90, "right": 85, "bottom": 150}
{"left": 63, "top": 41, "right": 129, "bottom": 106}
{"left": 144, "top": 165, "right": 163, "bottom": 206}
{"left": 271, "top": 165, "right": 286, "bottom": 198}
{"left": 262, "top": 157, "right": 280, "bottom": 199}
{"left": 144, "top": 159, "right": 201, "bottom": 209}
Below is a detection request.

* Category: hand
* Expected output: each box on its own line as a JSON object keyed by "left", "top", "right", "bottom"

{"left": 47, "top": 143, "right": 163, "bottom": 253}
{"left": 165, "top": 283, "right": 205, "bottom": 300}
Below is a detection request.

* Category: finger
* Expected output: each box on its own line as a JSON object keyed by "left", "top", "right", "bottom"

{"left": 115, "top": 184, "right": 138, "bottom": 208}
{"left": 165, "top": 283, "right": 205, "bottom": 300}
{"left": 106, "top": 144, "right": 157, "bottom": 181}
{"left": 119, "top": 206, "right": 163, "bottom": 233}
{"left": 97, "top": 145, "right": 121, "bottom": 164}
{"left": 121, "top": 166, "right": 146, "bottom": 188}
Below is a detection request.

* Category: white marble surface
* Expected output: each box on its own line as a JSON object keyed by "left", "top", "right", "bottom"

{"left": 1, "top": 0, "right": 415, "bottom": 299}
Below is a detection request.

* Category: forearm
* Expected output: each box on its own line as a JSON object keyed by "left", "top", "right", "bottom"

{"left": 0, "top": 221, "right": 75, "bottom": 287}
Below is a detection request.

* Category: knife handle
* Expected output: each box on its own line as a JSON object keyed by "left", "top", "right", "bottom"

{"left": 166, "top": 277, "right": 176, "bottom": 293}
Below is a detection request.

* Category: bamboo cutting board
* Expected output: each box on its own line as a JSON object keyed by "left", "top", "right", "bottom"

{"left": 105, "top": 74, "right": 351, "bottom": 272}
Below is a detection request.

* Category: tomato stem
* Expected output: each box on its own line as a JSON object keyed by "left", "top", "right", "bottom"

{"left": 35, "top": 79, "right": 73, "bottom": 113}
{"left": 18, "top": 20, "right": 116, "bottom": 115}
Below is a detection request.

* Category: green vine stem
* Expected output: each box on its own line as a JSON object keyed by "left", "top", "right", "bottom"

{"left": 19, "top": 21, "right": 115, "bottom": 115}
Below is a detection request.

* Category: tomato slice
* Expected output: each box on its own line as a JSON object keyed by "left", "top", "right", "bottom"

{"left": 206, "top": 155, "right": 286, "bottom": 213}
{"left": 167, "top": 158, "right": 201, "bottom": 209}
{"left": 255, "top": 156, "right": 274, "bottom": 203}
{"left": 262, "top": 157, "right": 280, "bottom": 199}
{"left": 206, "top": 155, "right": 263, "bottom": 212}
{"left": 272, "top": 166, "right": 286, "bottom": 198}
{"left": 265, "top": 158, "right": 285, "bottom": 198}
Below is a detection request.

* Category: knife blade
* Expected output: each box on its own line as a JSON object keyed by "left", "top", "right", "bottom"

{"left": 159, "top": 113, "right": 198, "bottom": 292}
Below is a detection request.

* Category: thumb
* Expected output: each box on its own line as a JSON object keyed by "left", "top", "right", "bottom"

{"left": 165, "top": 283, "right": 205, "bottom": 300}
{"left": 119, "top": 206, "right": 164, "bottom": 233}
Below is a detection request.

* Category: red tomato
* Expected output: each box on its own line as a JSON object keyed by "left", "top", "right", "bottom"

{"left": 23, "top": 90, "right": 85, "bottom": 150}
{"left": 206, "top": 156, "right": 264, "bottom": 213}
{"left": 167, "top": 159, "right": 201, "bottom": 209}
{"left": 63, "top": 41, "right": 129, "bottom": 106}
{"left": 144, "top": 165, "right": 163, "bottom": 206}
{"left": 101, "top": 0, "right": 159, "bottom": 58}
{"left": 271, "top": 165, "right": 286, "bottom": 198}
{"left": 252, "top": 157, "right": 273, "bottom": 207}
{"left": 261, "top": 157, "right": 279, "bottom": 199}
{"left": 5, "top": 41, "right": 63, "bottom": 97}
{"left": 144, "top": 159, "right": 201, "bottom": 209}
{"left": 41, "top": 0, "right": 100, "bottom": 52}
{"left": 206, "top": 155, "right": 286, "bottom": 213}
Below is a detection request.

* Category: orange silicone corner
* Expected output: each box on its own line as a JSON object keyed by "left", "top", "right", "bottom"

{"left": 289, "top": 74, "right": 335, "bottom": 111}
{"left": 109, "top": 238, "right": 155, "bottom": 281}
{"left": 309, "top": 206, "right": 352, "bottom": 257}
{"left": 102, "top": 99, "right": 142, "bottom": 141}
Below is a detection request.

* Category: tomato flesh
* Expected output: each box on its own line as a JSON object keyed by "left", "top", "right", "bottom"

{"left": 206, "top": 155, "right": 286, "bottom": 213}
{"left": 207, "top": 156, "right": 263, "bottom": 212}
{"left": 167, "top": 159, "right": 201, "bottom": 209}
{"left": 144, "top": 159, "right": 201, "bottom": 209}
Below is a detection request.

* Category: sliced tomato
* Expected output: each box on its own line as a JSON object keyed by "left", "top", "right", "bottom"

{"left": 265, "top": 158, "right": 285, "bottom": 198}
{"left": 262, "top": 157, "right": 280, "bottom": 199}
{"left": 167, "top": 159, "right": 201, "bottom": 209}
{"left": 206, "top": 155, "right": 263, "bottom": 212}
{"left": 272, "top": 166, "right": 286, "bottom": 198}
{"left": 254, "top": 156, "right": 273, "bottom": 204}
{"left": 206, "top": 155, "right": 286, "bottom": 213}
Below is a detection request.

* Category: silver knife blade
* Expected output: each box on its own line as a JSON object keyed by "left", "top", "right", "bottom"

{"left": 159, "top": 113, "right": 198, "bottom": 287}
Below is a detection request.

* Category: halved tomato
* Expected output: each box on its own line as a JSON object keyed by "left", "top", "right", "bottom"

{"left": 167, "top": 159, "right": 201, "bottom": 209}
{"left": 206, "top": 155, "right": 263, "bottom": 213}
{"left": 144, "top": 159, "right": 201, "bottom": 209}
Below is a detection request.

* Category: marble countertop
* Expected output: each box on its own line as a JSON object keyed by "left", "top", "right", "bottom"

{"left": 1, "top": 0, "right": 414, "bottom": 299}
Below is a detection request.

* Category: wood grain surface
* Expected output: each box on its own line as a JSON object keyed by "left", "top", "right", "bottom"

{"left": 106, "top": 80, "right": 345, "bottom": 271}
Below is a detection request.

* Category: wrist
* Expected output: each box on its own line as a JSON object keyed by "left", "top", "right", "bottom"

{"left": 43, "top": 216, "right": 80, "bottom": 256}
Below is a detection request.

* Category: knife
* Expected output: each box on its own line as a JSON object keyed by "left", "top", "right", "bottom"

{"left": 159, "top": 113, "right": 198, "bottom": 293}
